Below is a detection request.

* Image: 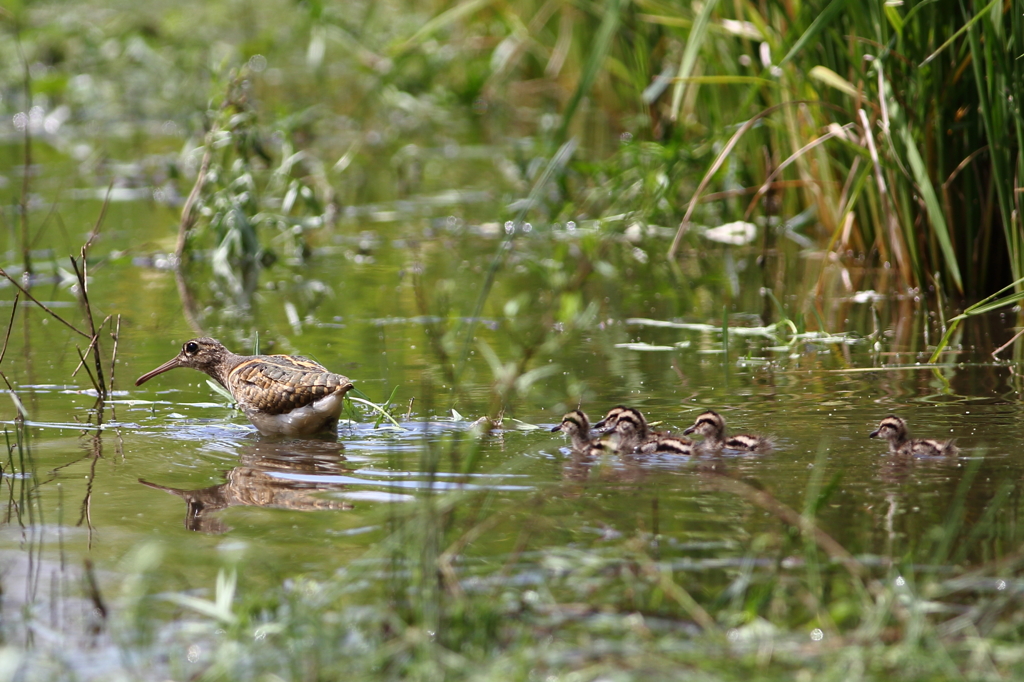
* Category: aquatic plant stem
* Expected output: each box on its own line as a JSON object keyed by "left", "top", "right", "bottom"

{"left": 348, "top": 396, "right": 403, "bottom": 429}
{"left": 176, "top": 138, "right": 214, "bottom": 263}
{"left": 928, "top": 274, "right": 1024, "bottom": 362}
{"left": 14, "top": 26, "right": 32, "bottom": 276}
{"left": 452, "top": 139, "right": 577, "bottom": 389}
{"left": 556, "top": 0, "right": 622, "bottom": 141}
{"left": 668, "top": 0, "right": 719, "bottom": 123}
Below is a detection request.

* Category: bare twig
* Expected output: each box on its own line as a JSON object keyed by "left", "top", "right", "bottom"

{"left": 70, "top": 317, "right": 110, "bottom": 380}
{"left": 73, "top": 344, "right": 101, "bottom": 396}
{"left": 0, "top": 371, "right": 27, "bottom": 422}
{"left": 85, "top": 182, "right": 113, "bottom": 253}
{"left": 0, "top": 294, "right": 19, "bottom": 368}
{"left": 0, "top": 268, "right": 89, "bottom": 338}
{"left": 70, "top": 254, "right": 106, "bottom": 398}
{"left": 992, "top": 328, "right": 1024, "bottom": 359}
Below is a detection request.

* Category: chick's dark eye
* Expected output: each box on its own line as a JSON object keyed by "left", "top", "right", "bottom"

{"left": 185, "top": 341, "right": 199, "bottom": 354}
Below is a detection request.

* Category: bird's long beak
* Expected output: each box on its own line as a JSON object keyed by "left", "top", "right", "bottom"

{"left": 135, "top": 355, "right": 184, "bottom": 386}
{"left": 683, "top": 425, "right": 696, "bottom": 435}
{"left": 868, "top": 429, "right": 880, "bottom": 438}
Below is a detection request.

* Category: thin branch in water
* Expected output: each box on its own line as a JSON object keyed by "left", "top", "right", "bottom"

{"left": 85, "top": 181, "right": 113, "bottom": 253}
{"left": 0, "top": 293, "right": 20, "bottom": 368}
{"left": 0, "top": 372, "right": 28, "bottom": 426}
{"left": 69, "top": 255, "right": 106, "bottom": 398}
{"left": 0, "top": 268, "right": 89, "bottom": 338}
{"left": 73, "top": 344, "right": 101, "bottom": 396}
{"left": 992, "top": 327, "right": 1024, "bottom": 359}
{"left": 70, "top": 322, "right": 108, "bottom": 380}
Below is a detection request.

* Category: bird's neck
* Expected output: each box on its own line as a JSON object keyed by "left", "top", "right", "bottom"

{"left": 206, "top": 351, "right": 246, "bottom": 388}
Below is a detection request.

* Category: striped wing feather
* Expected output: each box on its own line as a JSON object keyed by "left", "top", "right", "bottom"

{"left": 229, "top": 355, "right": 353, "bottom": 415}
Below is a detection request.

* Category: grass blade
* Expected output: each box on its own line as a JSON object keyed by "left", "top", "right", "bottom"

{"left": 899, "top": 126, "right": 963, "bottom": 292}
{"left": 778, "top": 0, "right": 854, "bottom": 66}
{"left": 668, "top": 0, "right": 719, "bottom": 122}
{"left": 556, "top": 0, "right": 622, "bottom": 140}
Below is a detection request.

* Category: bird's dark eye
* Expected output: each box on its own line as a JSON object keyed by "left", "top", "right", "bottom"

{"left": 185, "top": 341, "right": 199, "bottom": 354}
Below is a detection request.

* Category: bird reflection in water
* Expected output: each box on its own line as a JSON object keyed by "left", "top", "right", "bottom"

{"left": 140, "top": 438, "right": 354, "bottom": 533}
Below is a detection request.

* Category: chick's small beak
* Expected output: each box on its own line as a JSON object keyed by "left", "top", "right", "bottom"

{"left": 135, "top": 356, "right": 185, "bottom": 386}
{"left": 683, "top": 425, "right": 696, "bottom": 435}
{"left": 869, "top": 429, "right": 880, "bottom": 438}
{"left": 550, "top": 424, "right": 563, "bottom": 433}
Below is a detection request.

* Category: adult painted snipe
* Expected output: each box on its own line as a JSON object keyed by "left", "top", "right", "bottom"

{"left": 135, "top": 338, "right": 354, "bottom": 437}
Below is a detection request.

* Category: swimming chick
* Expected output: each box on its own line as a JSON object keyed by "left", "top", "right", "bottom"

{"left": 551, "top": 410, "right": 613, "bottom": 456}
{"left": 592, "top": 405, "right": 632, "bottom": 433}
{"left": 683, "top": 410, "right": 773, "bottom": 453}
{"left": 604, "top": 407, "right": 695, "bottom": 455}
{"left": 869, "top": 415, "right": 958, "bottom": 457}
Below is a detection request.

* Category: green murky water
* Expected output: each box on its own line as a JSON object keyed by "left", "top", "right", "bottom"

{"left": 2, "top": 196, "right": 1021, "bottom": 590}
{"left": 2, "top": 9, "right": 1024, "bottom": 674}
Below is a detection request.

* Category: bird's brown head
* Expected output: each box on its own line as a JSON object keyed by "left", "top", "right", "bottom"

{"left": 683, "top": 410, "right": 724, "bottom": 437}
{"left": 135, "top": 338, "right": 234, "bottom": 387}
{"left": 869, "top": 415, "right": 907, "bottom": 442}
{"left": 593, "top": 405, "right": 630, "bottom": 432}
{"left": 551, "top": 410, "right": 590, "bottom": 435}
{"left": 611, "top": 407, "right": 648, "bottom": 441}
